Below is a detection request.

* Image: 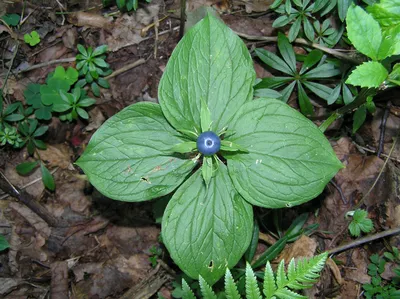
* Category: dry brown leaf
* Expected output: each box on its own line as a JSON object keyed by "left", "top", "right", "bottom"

{"left": 279, "top": 235, "right": 317, "bottom": 262}
{"left": 37, "top": 144, "right": 73, "bottom": 170}
{"left": 67, "top": 12, "right": 113, "bottom": 30}
{"left": 326, "top": 257, "right": 344, "bottom": 285}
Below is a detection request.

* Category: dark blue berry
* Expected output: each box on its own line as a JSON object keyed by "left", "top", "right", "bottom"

{"left": 197, "top": 131, "right": 221, "bottom": 156}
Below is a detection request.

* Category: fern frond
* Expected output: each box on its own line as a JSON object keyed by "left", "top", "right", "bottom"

{"left": 224, "top": 268, "right": 241, "bottom": 299}
{"left": 276, "top": 260, "right": 288, "bottom": 289}
{"left": 263, "top": 261, "right": 277, "bottom": 299}
{"left": 182, "top": 279, "right": 196, "bottom": 299}
{"left": 199, "top": 276, "right": 217, "bottom": 299}
{"left": 275, "top": 287, "right": 307, "bottom": 299}
{"left": 245, "top": 263, "right": 262, "bottom": 299}
{"left": 286, "top": 252, "right": 328, "bottom": 290}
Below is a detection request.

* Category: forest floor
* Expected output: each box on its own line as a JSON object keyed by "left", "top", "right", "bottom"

{"left": 0, "top": 0, "right": 399, "bottom": 298}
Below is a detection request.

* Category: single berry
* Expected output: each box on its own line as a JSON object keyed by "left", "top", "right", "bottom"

{"left": 197, "top": 131, "right": 221, "bottom": 156}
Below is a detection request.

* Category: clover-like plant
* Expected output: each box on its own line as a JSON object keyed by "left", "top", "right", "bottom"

{"left": 76, "top": 15, "right": 342, "bottom": 284}
{"left": 255, "top": 33, "right": 341, "bottom": 116}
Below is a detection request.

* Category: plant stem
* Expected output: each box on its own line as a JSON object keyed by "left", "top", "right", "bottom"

{"left": 179, "top": 0, "right": 186, "bottom": 38}
{"left": 319, "top": 88, "right": 375, "bottom": 133}
{"left": 328, "top": 226, "right": 400, "bottom": 255}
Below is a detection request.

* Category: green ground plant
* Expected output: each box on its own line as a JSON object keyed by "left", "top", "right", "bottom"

{"left": 347, "top": 209, "right": 374, "bottom": 237}
{"left": 180, "top": 253, "right": 328, "bottom": 298}
{"left": 77, "top": 14, "right": 342, "bottom": 284}
{"left": 363, "top": 247, "right": 400, "bottom": 298}
{"left": 24, "top": 31, "right": 40, "bottom": 46}
{"left": 102, "top": 0, "right": 152, "bottom": 12}
{"left": 0, "top": 235, "right": 10, "bottom": 251}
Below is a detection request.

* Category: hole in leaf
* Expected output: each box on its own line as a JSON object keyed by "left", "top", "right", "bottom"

{"left": 208, "top": 260, "right": 214, "bottom": 269}
{"left": 140, "top": 177, "right": 151, "bottom": 184}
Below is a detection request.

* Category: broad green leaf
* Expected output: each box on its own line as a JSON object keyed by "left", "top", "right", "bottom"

{"left": 346, "top": 61, "right": 388, "bottom": 88}
{"left": 4, "top": 114, "right": 24, "bottom": 122}
{"left": 226, "top": 100, "right": 343, "bottom": 209}
{"left": 200, "top": 99, "right": 212, "bottom": 132}
{"left": 0, "top": 235, "right": 10, "bottom": 251}
{"left": 53, "top": 66, "right": 78, "bottom": 86}
{"left": 33, "top": 125, "right": 48, "bottom": 137}
{"left": 77, "top": 44, "right": 88, "bottom": 56}
{"left": 225, "top": 269, "right": 241, "bottom": 299}
{"left": 352, "top": 105, "right": 367, "bottom": 133}
{"left": 116, "top": 0, "right": 126, "bottom": 10}
{"left": 244, "top": 219, "right": 259, "bottom": 263}
{"left": 277, "top": 32, "right": 296, "bottom": 74}
{"left": 16, "top": 161, "right": 39, "bottom": 175}
{"left": 97, "top": 78, "right": 110, "bottom": 89}
{"left": 55, "top": 90, "right": 73, "bottom": 112}
{"left": 254, "top": 88, "right": 282, "bottom": 99}
{"left": 91, "top": 82, "right": 100, "bottom": 97}
{"left": 93, "top": 45, "right": 108, "bottom": 56}
{"left": 162, "top": 164, "right": 253, "bottom": 285}
{"left": 159, "top": 14, "right": 255, "bottom": 134}
{"left": 76, "top": 107, "right": 89, "bottom": 119}
{"left": 40, "top": 163, "right": 55, "bottom": 191}
{"left": 346, "top": 5, "right": 382, "bottom": 60}
{"left": 245, "top": 263, "right": 262, "bottom": 299}
{"left": 367, "top": 0, "right": 400, "bottom": 27}
{"left": 78, "top": 97, "right": 96, "bottom": 107}
{"left": 76, "top": 102, "right": 196, "bottom": 202}
{"left": 378, "top": 24, "right": 400, "bottom": 59}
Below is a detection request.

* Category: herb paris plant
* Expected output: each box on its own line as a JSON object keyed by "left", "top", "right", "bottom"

{"left": 76, "top": 14, "right": 343, "bottom": 284}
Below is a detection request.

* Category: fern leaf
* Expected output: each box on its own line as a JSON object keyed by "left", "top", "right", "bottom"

{"left": 286, "top": 252, "right": 328, "bottom": 290}
{"left": 182, "top": 279, "right": 196, "bottom": 299}
{"left": 263, "top": 261, "right": 277, "bottom": 299}
{"left": 224, "top": 268, "right": 241, "bottom": 299}
{"left": 275, "top": 287, "right": 307, "bottom": 299}
{"left": 275, "top": 260, "right": 288, "bottom": 289}
{"left": 245, "top": 263, "right": 262, "bottom": 299}
{"left": 199, "top": 276, "right": 217, "bottom": 299}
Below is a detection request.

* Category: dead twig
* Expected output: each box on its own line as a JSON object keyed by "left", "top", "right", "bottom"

{"left": 330, "top": 179, "right": 347, "bottom": 204}
{"left": 0, "top": 170, "right": 64, "bottom": 227}
{"left": 328, "top": 226, "right": 400, "bottom": 255}
{"left": 104, "top": 58, "right": 147, "bottom": 80}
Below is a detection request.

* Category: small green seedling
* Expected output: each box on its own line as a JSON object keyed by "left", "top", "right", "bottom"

{"left": 1, "top": 14, "right": 20, "bottom": 26}
{"left": 347, "top": 209, "right": 374, "bottom": 237}
{"left": 0, "top": 235, "right": 10, "bottom": 251}
{"left": 24, "top": 31, "right": 40, "bottom": 46}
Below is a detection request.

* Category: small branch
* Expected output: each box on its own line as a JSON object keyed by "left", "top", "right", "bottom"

{"left": 104, "top": 58, "right": 146, "bottom": 80}
{"left": 328, "top": 226, "right": 400, "bottom": 255}
{"left": 0, "top": 171, "right": 63, "bottom": 227}
{"left": 13, "top": 57, "right": 76, "bottom": 75}
{"left": 179, "top": 0, "right": 186, "bottom": 39}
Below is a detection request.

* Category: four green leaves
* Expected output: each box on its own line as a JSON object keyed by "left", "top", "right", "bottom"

{"left": 77, "top": 14, "right": 343, "bottom": 284}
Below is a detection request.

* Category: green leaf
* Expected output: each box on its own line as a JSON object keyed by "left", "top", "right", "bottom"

{"left": 245, "top": 263, "right": 262, "bottom": 299}
{"left": 326, "top": 84, "right": 341, "bottom": 105}
{"left": 367, "top": 0, "right": 400, "bottom": 27}
{"left": 226, "top": 99, "right": 343, "bottom": 209}
{"left": 352, "top": 105, "right": 367, "bottom": 134}
{"left": 244, "top": 219, "right": 259, "bottom": 263}
{"left": 346, "top": 61, "right": 388, "bottom": 88}
{"left": 277, "top": 32, "right": 296, "bottom": 74}
{"left": 40, "top": 163, "right": 55, "bottom": 191}
{"left": 346, "top": 5, "right": 382, "bottom": 60}
{"left": 1, "top": 14, "right": 20, "bottom": 26}
{"left": 24, "top": 31, "right": 40, "bottom": 46}
{"left": 91, "top": 82, "right": 100, "bottom": 97}
{"left": 225, "top": 269, "right": 241, "bottom": 299}
{"left": 303, "top": 17, "right": 315, "bottom": 42}
{"left": 0, "top": 235, "right": 10, "bottom": 251}
{"left": 76, "top": 107, "right": 89, "bottom": 119}
{"left": 53, "top": 66, "right": 79, "bottom": 86}
{"left": 255, "top": 49, "right": 294, "bottom": 76}
{"left": 97, "top": 77, "right": 110, "bottom": 89}
{"left": 263, "top": 262, "right": 277, "bottom": 299}
{"left": 35, "top": 105, "right": 52, "bottom": 120}
{"left": 253, "top": 88, "right": 282, "bottom": 99}
{"left": 200, "top": 98, "right": 212, "bottom": 132}
{"left": 162, "top": 164, "right": 253, "bottom": 285}
{"left": 77, "top": 44, "right": 88, "bottom": 56}
{"left": 40, "top": 78, "right": 70, "bottom": 106}
{"left": 159, "top": 14, "right": 255, "bottom": 134}
{"left": 182, "top": 279, "right": 196, "bottom": 299}
{"left": 78, "top": 97, "right": 96, "bottom": 107}
{"left": 16, "top": 161, "right": 39, "bottom": 175}
{"left": 288, "top": 17, "right": 302, "bottom": 42}
{"left": 33, "top": 125, "right": 48, "bottom": 137}
{"left": 378, "top": 24, "right": 400, "bottom": 59}
{"left": 202, "top": 156, "right": 213, "bottom": 186}
{"left": 170, "top": 141, "right": 197, "bottom": 153}
{"left": 24, "top": 83, "right": 42, "bottom": 108}
{"left": 199, "top": 276, "right": 217, "bottom": 298}
{"left": 76, "top": 102, "right": 196, "bottom": 202}
{"left": 252, "top": 237, "right": 288, "bottom": 269}
{"left": 302, "top": 63, "right": 341, "bottom": 79}
{"left": 93, "top": 45, "right": 108, "bottom": 56}
{"left": 299, "top": 50, "right": 323, "bottom": 75}
{"left": 220, "top": 140, "right": 248, "bottom": 153}
{"left": 297, "top": 82, "right": 313, "bottom": 116}
{"left": 276, "top": 260, "right": 288, "bottom": 288}
{"left": 4, "top": 114, "right": 24, "bottom": 122}
{"left": 338, "top": 0, "right": 352, "bottom": 21}
{"left": 349, "top": 209, "right": 373, "bottom": 237}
